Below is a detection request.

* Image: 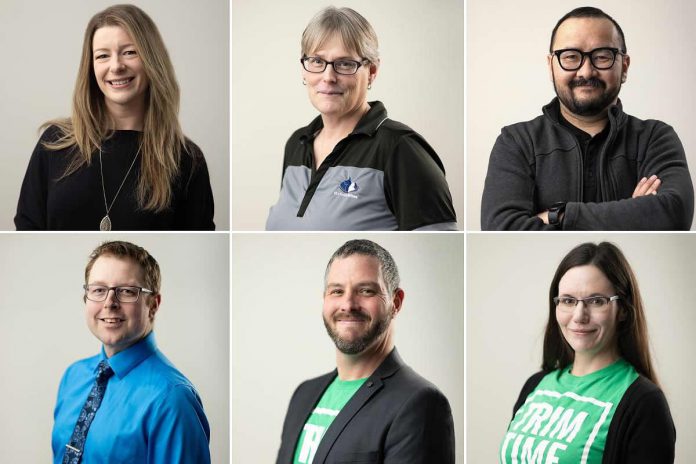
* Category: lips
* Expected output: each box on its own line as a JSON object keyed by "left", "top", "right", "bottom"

{"left": 316, "top": 88, "right": 344, "bottom": 96}
{"left": 107, "top": 77, "right": 134, "bottom": 88}
{"left": 569, "top": 328, "right": 596, "bottom": 335}
{"left": 99, "top": 317, "right": 125, "bottom": 324}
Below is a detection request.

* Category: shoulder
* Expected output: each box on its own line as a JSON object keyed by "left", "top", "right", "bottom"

{"left": 621, "top": 113, "right": 681, "bottom": 139}
{"left": 182, "top": 137, "right": 205, "bottom": 160}
{"left": 291, "top": 370, "right": 335, "bottom": 398}
{"left": 384, "top": 363, "right": 451, "bottom": 410}
{"left": 512, "top": 370, "right": 552, "bottom": 414}
{"left": 138, "top": 350, "right": 199, "bottom": 393}
{"left": 58, "top": 354, "right": 102, "bottom": 387}
{"left": 39, "top": 124, "right": 65, "bottom": 142}
{"left": 617, "top": 376, "right": 671, "bottom": 412}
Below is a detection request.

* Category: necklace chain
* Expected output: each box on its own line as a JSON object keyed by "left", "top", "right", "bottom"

{"left": 99, "top": 144, "right": 141, "bottom": 230}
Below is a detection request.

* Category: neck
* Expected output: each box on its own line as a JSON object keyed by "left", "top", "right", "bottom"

{"left": 320, "top": 102, "right": 371, "bottom": 140}
{"left": 335, "top": 330, "right": 393, "bottom": 381}
{"left": 570, "top": 349, "right": 620, "bottom": 376}
{"left": 106, "top": 99, "right": 145, "bottom": 131}
{"left": 559, "top": 103, "right": 610, "bottom": 137}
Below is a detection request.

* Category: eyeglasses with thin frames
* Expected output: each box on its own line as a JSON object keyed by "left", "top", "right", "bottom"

{"left": 553, "top": 295, "right": 620, "bottom": 312}
{"left": 301, "top": 56, "right": 369, "bottom": 75}
{"left": 83, "top": 285, "right": 154, "bottom": 303}
{"left": 552, "top": 47, "right": 625, "bottom": 71}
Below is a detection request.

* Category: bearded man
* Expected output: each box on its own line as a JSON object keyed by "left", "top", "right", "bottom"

{"left": 275, "top": 239, "right": 455, "bottom": 464}
{"left": 481, "top": 6, "right": 693, "bottom": 230}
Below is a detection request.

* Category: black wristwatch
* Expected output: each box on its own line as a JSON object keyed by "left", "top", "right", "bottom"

{"left": 548, "top": 202, "right": 567, "bottom": 227}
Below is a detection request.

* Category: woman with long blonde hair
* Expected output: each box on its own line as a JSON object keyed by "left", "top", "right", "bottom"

{"left": 15, "top": 4, "right": 214, "bottom": 230}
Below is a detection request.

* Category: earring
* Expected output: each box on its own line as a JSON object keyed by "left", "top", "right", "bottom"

{"left": 302, "top": 79, "right": 306, "bottom": 86}
{"left": 621, "top": 75, "right": 626, "bottom": 83}
{"left": 367, "top": 83, "right": 372, "bottom": 90}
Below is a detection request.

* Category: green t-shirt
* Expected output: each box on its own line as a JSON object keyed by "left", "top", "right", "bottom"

{"left": 293, "top": 376, "right": 367, "bottom": 464}
{"left": 500, "top": 359, "right": 638, "bottom": 464}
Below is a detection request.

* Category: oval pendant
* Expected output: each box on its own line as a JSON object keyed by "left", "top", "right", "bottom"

{"left": 99, "top": 215, "right": 112, "bottom": 231}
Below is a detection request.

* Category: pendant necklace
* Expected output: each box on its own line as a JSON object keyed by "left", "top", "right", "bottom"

{"left": 99, "top": 144, "right": 141, "bottom": 231}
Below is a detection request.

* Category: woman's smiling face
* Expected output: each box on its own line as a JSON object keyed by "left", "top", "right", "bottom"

{"left": 92, "top": 25, "right": 149, "bottom": 116}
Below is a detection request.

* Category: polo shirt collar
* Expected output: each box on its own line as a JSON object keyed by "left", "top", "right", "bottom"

{"left": 99, "top": 331, "right": 158, "bottom": 379}
{"left": 299, "top": 101, "right": 389, "bottom": 143}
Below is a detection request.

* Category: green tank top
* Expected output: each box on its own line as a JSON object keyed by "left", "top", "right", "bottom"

{"left": 293, "top": 376, "right": 367, "bottom": 464}
{"left": 500, "top": 359, "right": 638, "bottom": 464}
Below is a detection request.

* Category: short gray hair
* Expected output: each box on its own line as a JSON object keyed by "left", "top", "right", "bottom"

{"left": 301, "top": 6, "right": 379, "bottom": 64}
{"left": 325, "top": 239, "right": 399, "bottom": 295}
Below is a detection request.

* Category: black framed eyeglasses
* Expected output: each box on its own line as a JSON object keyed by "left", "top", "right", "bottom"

{"left": 552, "top": 47, "right": 624, "bottom": 71}
{"left": 301, "top": 56, "right": 369, "bottom": 75}
{"left": 83, "top": 284, "right": 154, "bottom": 303}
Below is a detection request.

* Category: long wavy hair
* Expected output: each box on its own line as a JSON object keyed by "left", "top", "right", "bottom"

{"left": 44, "top": 4, "right": 185, "bottom": 211}
{"left": 543, "top": 242, "right": 658, "bottom": 384}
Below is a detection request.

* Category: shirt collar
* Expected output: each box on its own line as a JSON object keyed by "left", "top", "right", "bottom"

{"left": 299, "top": 100, "right": 389, "bottom": 143}
{"left": 99, "top": 331, "right": 158, "bottom": 379}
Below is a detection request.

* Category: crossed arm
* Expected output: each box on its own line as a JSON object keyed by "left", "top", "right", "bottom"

{"left": 481, "top": 123, "right": 694, "bottom": 230}
{"left": 536, "top": 175, "right": 662, "bottom": 224}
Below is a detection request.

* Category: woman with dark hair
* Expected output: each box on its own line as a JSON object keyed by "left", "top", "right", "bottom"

{"left": 500, "top": 242, "right": 675, "bottom": 463}
{"left": 15, "top": 4, "right": 214, "bottom": 230}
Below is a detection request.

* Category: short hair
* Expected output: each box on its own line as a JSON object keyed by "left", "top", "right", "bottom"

{"left": 301, "top": 6, "right": 379, "bottom": 64}
{"left": 543, "top": 242, "right": 657, "bottom": 384}
{"left": 325, "top": 239, "right": 399, "bottom": 295}
{"left": 85, "top": 240, "right": 161, "bottom": 295}
{"left": 45, "top": 4, "right": 186, "bottom": 212}
{"left": 549, "top": 7, "right": 627, "bottom": 53}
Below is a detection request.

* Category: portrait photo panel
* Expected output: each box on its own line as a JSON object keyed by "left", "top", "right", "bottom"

{"left": 0, "top": 233, "right": 229, "bottom": 462}
{"left": 467, "top": 233, "right": 696, "bottom": 462}
{"left": 232, "top": 232, "right": 464, "bottom": 462}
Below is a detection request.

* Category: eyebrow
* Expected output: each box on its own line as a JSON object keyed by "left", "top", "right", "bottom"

{"left": 92, "top": 43, "right": 136, "bottom": 53}
{"left": 310, "top": 52, "right": 358, "bottom": 60}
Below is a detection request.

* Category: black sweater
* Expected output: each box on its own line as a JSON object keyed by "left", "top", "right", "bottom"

{"left": 481, "top": 98, "right": 694, "bottom": 230}
{"left": 15, "top": 126, "right": 215, "bottom": 230}
{"left": 513, "top": 371, "right": 676, "bottom": 463}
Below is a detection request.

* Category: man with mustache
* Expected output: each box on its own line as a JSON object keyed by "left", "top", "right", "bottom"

{"left": 275, "top": 239, "right": 455, "bottom": 464}
{"left": 481, "top": 7, "right": 694, "bottom": 230}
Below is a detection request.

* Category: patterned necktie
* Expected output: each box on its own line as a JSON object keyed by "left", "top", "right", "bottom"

{"left": 62, "top": 360, "right": 114, "bottom": 464}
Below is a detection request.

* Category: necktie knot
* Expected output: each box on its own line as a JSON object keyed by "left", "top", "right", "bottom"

{"left": 96, "top": 361, "right": 114, "bottom": 384}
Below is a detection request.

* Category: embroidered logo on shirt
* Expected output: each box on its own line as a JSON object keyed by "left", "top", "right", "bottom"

{"left": 334, "top": 177, "right": 360, "bottom": 199}
{"left": 339, "top": 178, "right": 359, "bottom": 193}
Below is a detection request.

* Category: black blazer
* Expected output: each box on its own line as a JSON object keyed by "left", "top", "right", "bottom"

{"left": 276, "top": 348, "right": 455, "bottom": 463}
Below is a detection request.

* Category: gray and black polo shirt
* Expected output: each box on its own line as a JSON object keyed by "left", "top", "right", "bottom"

{"left": 265, "top": 101, "right": 457, "bottom": 230}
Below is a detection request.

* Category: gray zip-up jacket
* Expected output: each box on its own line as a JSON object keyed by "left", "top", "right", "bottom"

{"left": 481, "top": 98, "right": 694, "bottom": 230}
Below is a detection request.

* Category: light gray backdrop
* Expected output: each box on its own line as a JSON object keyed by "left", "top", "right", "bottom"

{"left": 467, "top": 0, "right": 696, "bottom": 230}
{"left": 467, "top": 233, "right": 696, "bottom": 462}
{"left": 232, "top": 233, "right": 464, "bottom": 462}
{"left": 0, "top": 233, "right": 229, "bottom": 463}
{"left": 232, "top": 0, "right": 464, "bottom": 230}
{"left": 0, "top": 0, "right": 229, "bottom": 230}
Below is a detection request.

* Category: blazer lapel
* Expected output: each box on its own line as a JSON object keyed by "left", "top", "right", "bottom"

{"left": 312, "top": 348, "right": 404, "bottom": 463}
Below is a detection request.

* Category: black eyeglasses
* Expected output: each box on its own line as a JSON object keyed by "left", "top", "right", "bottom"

{"left": 553, "top": 47, "right": 624, "bottom": 71}
{"left": 84, "top": 285, "right": 154, "bottom": 303}
{"left": 301, "top": 56, "right": 369, "bottom": 75}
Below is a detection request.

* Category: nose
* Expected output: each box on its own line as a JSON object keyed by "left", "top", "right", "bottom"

{"left": 321, "top": 64, "right": 338, "bottom": 82}
{"left": 103, "top": 288, "right": 120, "bottom": 308}
{"left": 575, "top": 54, "right": 597, "bottom": 79}
{"left": 338, "top": 290, "right": 360, "bottom": 311}
{"left": 109, "top": 55, "right": 126, "bottom": 73}
{"left": 571, "top": 300, "right": 590, "bottom": 322}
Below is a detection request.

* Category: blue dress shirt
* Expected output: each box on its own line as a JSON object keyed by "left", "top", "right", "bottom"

{"left": 52, "top": 332, "right": 211, "bottom": 463}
